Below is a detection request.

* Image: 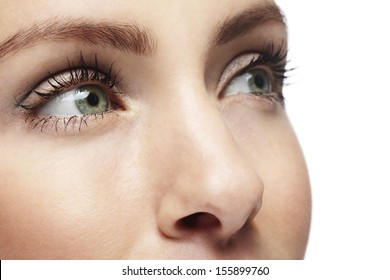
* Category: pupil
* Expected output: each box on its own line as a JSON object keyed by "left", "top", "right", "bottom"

{"left": 87, "top": 92, "right": 99, "bottom": 106}
{"left": 254, "top": 74, "right": 265, "bottom": 88}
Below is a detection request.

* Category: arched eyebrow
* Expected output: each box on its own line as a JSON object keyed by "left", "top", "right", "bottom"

{"left": 210, "top": 2, "right": 286, "bottom": 46}
{"left": 0, "top": 18, "right": 157, "bottom": 60}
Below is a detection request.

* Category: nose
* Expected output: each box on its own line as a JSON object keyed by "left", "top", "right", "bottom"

{"left": 156, "top": 84, "right": 264, "bottom": 244}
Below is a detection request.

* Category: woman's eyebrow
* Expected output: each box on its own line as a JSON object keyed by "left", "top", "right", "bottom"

{"left": 210, "top": 2, "right": 286, "bottom": 46}
{"left": 0, "top": 18, "right": 157, "bottom": 60}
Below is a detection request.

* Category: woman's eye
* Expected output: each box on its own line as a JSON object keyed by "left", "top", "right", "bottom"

{"left": 38, "top": 85, "right": 110, "bottom": 116}
{"left": 224, "top": 68, "right": 272, "bottom": 97}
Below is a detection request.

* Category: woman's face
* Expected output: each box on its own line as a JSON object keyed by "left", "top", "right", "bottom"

{"left": 0, "top": 0, "right": 311, "bottom": 259}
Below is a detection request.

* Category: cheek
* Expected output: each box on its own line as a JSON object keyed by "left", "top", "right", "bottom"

{"left": 0, "top": 131, "right": 148, "bottom": 259}
{"left": 223, "top": 104, "right": 311, "bottom": 258}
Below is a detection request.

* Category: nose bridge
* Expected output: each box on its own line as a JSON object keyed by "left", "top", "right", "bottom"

{"left": 161, "top": 79, "right": 239, "bottom": 181}
{"left": 154, "top": 79, "right": 264, "bottom": 241}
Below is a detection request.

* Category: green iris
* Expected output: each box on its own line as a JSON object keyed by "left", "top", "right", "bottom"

{"left": 247, "top": 69, "right": 271, "bottom": 96}
{"left": 75, "top": 85, "right": 109, "bottom": 114}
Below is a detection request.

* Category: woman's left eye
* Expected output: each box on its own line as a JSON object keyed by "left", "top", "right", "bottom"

{"left": 38, "top": 85, "right": 110, "bottom": 116}
{"left": 224, "top": 68, "right": 272, "bottom": 97}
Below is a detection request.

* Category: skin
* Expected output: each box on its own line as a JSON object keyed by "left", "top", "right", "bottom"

{"left": 0, "top": 0, "right": 311, "bottom": 259}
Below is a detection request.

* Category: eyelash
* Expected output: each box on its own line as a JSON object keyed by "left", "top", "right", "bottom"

{"left": 249, "top": 41, "right": 289, "bottom": 82}
{"left": 15, "top": 53, "right": 123, "bottom": 132}
{"left": 16, "top": 53, "right": 121, "bottom": 110}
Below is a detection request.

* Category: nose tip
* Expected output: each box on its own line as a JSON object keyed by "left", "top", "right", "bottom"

{"left": 157, "top": 167, "right": 264, "bottom": 243}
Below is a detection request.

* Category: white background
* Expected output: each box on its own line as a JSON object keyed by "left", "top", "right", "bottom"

{"left": 277, "top": 0, "right": 390, "bottom": 258}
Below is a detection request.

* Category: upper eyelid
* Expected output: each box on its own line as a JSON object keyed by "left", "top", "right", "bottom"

{"left": 15, "top": 60, "right": 122, "bottom": 110}
{"left": 216, "top": 53, "right": 259, "bottom": 94}
{"left": 16, "top": 52, "right": 118, "bottom": 95}
{"left": 215, "top": 46, "right": 288, "bottom": 96}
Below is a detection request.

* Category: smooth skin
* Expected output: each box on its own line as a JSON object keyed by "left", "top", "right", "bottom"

{"left": 0, "top": 0, "right": 311, "bottom": 259}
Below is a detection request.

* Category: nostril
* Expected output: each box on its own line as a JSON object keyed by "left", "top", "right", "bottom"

{"left": 176, "top": 212, "right": 221, "bottom": 230}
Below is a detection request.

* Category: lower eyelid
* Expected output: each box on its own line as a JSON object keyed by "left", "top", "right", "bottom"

{"left": 219, "top": 92, "right": 283, "bottom": 112}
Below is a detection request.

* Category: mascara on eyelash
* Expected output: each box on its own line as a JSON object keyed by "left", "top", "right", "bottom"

{"left": 244, "top": 41, "right": 290, "bottom": 81}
